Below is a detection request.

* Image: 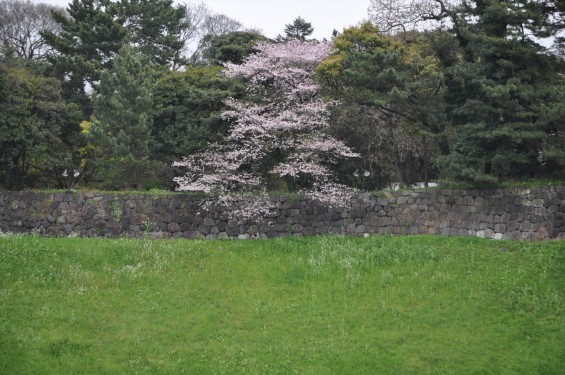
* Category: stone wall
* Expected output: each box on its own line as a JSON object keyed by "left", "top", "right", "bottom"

{"left": 0, "top": 186, "right": 563, "bottom": 240}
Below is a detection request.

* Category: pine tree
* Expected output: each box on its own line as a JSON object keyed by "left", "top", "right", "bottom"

{"left": 283, "top": 17, "right": 314, "bottom": 41}
{"left": 88, "top": 47, "right": 157, "bottom": 190}
{"left": 440, "top": 0, "right": 565, "bottom": 184}
{"left": 118, "top": 0, "right": 187, "bottom": 69}
{"left": 202, "top": 31, "right": 267, "bottom": 65}
{"left": 41, "top": 0, "right": 127, "bottom": 117}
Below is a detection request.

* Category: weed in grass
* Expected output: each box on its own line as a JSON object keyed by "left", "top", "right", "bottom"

{"left": 108, "top": 197, "right": 122, "bottom": 223}
{"left": 142, "top": 219, "right": 156, "bottom": 238}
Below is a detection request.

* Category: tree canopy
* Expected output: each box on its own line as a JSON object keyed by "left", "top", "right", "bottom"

{"left": 202, "top": 31, "right": 267, "bottom": 65}
{"left": 282, "top": 16, "right": 314, "bottom": 41}
{"left": 0, "top": 0, "right": 563, "bottom": 191}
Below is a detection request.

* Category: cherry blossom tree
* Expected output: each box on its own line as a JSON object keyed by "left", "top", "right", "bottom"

{"left": 174, "top": 40, "right": 358, "bottom": 214}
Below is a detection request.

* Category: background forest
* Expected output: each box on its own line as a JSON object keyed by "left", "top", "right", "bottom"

{"left": 0, "top": 0, "right": 564, "bottom": 192}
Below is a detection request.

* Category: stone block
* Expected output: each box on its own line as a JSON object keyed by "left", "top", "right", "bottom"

{"left": 355, "top": 225, "right": 365, "bottom": 233}
{"left": 61, "top": 224, "right": 74, "bottom": 235}
{"left": 168, "top": 222, "right": 180, "bottom": 232}
{"left": 184, "top": 231, "right": 202, "bottom": 239}
{"left": 508, "top": 231, "right": 521, "bottom": 240}
{"left": 494, "top": 224, "right": 506, "bottom": 233}
{"left": 271, "top": 223, "right": 286, "bottom": 232}
{"left": 95, "top": 220, "right": 106, "bottom": 229}
{"left": 345, "top": 223, "right": 356, "bottom": 233}
{"left": 532, "top": 199, "right": 544, "bottom": 208}
{"left": 315, "top": 226, "right": 329, "bottom": 234}
{"left": 506, "top": 221, "right": 519, "bottom": 231}
{"left": 328, "top": 227, "right": 341, "bottom": 234}
{"left": 397, "top": 196, "right": 409, "bottom": 205}
{"left": 378, "top": 226, "right": 392, "bottom": 234}
{"left": 290, "top": 224, "right": 303, "bottom": 233}
{"left": 463, "top": 196, "right": 475, "bottom": 205}
{"left": 302, "top": 227, "right": 314, "bottom": 236}
{"left": 351, "top": 209, "right": 365, "bottom": 218}
{"left": 534, "top": 207, "right": 546, "bottom": 216}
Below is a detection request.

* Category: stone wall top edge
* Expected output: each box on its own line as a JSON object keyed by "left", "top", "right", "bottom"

{"left": 0, "top": 185, "right": 563, "bottom": 201}
{"left": 0, "top": 191, "right": 209, "bottom": 199}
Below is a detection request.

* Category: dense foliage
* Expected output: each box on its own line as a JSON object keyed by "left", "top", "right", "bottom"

{"left": 436, "top": 0, "right": 565, "bottom": 184}
{"left": 317, "top": 23, "right": 445, "bottom": 189}
{"left": 0, "top": 0, "right": 563, "bottom": 191}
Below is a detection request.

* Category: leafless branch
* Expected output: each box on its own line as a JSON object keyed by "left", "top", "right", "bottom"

{"left": 0, "top": 0, "right": 63, "bottom": 60}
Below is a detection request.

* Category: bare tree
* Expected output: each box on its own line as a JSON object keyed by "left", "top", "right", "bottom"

{"left": 0, "top": 0, "right": 63, "bottom": 60}
{"left": 203, "top": 13, "right": 243, "bottom": 36}
{"left": 178, "top": 1, "right": 243, "bottom": 64}
{"left": 369, "top": 0, "right": 565, "bottom": 56}
{"left": 179, "top": 2, "right": 209, "bottom": 54}
{"left": 368, "top": 0, "right": 459, "bottom": 34}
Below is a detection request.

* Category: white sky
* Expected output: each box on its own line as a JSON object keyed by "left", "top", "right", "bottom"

{"left": 33, "top": 0, "right": 372, "bottom": 40}
{"left": 203, "top": 0, "right": 370, "bottom": 39}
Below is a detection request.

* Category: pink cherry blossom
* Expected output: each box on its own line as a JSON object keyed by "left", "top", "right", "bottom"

{"left": 174, "top": 40, "right": 358, "bottom": 220}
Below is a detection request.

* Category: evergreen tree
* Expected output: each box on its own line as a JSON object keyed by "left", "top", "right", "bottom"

{"left": 0, "top": 57, "right": 80, "bottom": 189}
{"left": 440, "top": 0, "right": 565, "bottom": 184}
{"left": 41, "top": 0, "right": 127, "bottom": 117}
{"left": 152, "top": 65, "right": 245, "bottom": 163}
{"left": 316, "top": 23, "right": 446, "bottom": 188}
{"left": 202, "top": 31, "right": 267, "bottom": 65}
{"left": 42, "top": 0, "right": 189, "bottom": 116}
{"left": 88, "top": 47, "right": 157, "bottom": 190}
{"left": 283, "top": 17, "right": 314, "bottom": 41}
{"left": 118, "top": 0, "right": 187, "bottom": 69}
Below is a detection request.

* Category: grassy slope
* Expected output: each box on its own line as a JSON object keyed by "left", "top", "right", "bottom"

{"left": 0, "top": 235, "right": 563, "bottom": 374}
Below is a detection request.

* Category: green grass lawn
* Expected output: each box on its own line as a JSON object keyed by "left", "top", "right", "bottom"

{"left": 0, "top": 235, "right": 563, "bottom": 374}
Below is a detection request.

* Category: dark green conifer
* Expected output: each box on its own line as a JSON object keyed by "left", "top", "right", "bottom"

{"left": 441, "top": 0, "right": 565, "bottom": 184}
{"left": 202, "top": 31, "right": 267, "bottom": 65}
{"left": 89, "top": 47, "right": 156, "bottom": 190}
{"left": 41, "top": 0, "right": 127, "bottom": 117}
{"left": 284, "top": 16, "right": 314, "bottom": 41}
{"left": 118, "top": 0, "right": 187, "bottom": 69}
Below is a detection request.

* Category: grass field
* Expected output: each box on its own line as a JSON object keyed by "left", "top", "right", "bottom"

{"left": 0, "top": 234, "right": 563, "bottom": 374}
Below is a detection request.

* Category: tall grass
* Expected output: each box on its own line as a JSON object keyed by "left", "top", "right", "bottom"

{"left": 0, "top": 235, "right": 563, "bottom": 374}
